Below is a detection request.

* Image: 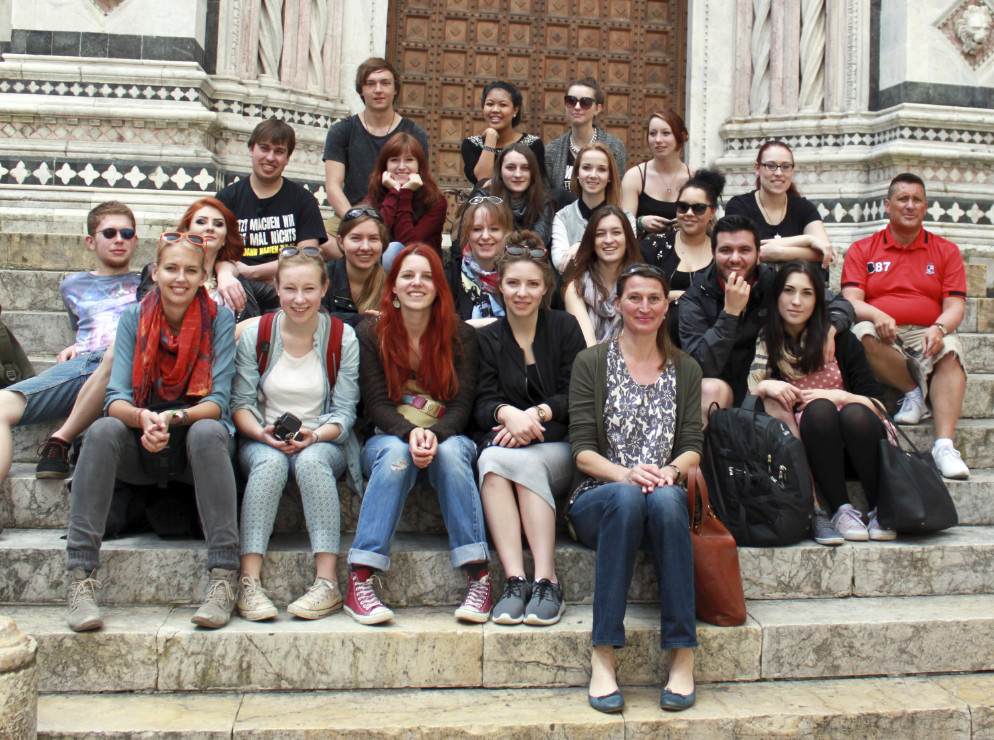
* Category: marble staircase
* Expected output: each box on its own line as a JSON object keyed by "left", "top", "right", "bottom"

{"left": 1, "top": 234, "right": 994, "bottom": 737}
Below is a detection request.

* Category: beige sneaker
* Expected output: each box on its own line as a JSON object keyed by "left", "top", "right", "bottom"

{"left": 288, "top": 577, "right": 343, "bottom": 620}
{"left": 237, "top": 574, "right": 278, "bottom": 621}
{"left": 67, "top": 568, "right": 103, "bottom": 632}
{"left": 191, "top": 568, "right": 238, "bottom": 629}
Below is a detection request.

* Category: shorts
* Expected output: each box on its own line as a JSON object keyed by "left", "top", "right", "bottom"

{"left": 851, "top": 321, "right": 965, "bottom": 396}
{"left": 7, "top": 349, "right": 105, "bottom": 425}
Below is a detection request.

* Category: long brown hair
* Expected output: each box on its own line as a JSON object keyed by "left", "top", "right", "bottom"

{"left": 489, "top": 144, "right": 551, "bottom": 231}
{"left": 366, "top": 132, "right": 443, "bottom": 216}
{"left": 569, "top": 142, "right": 623, "bottom": 206}
{"left": 561, "top": 204, "right": 641, "bottom": 303}
{"left": 338, "top": 212, "right": 387, "bottom": 313}
{"left": 178, "top": 197, "right": 244, "bottom": 263}
{"left": 754, "top": 140, "right": 800, "bottom": 196}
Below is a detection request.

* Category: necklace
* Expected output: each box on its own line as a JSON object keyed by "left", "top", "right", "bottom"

{"left": 360, "top": 112, "right": 399, "bottom": 137}
{"left": 651, "top": 160, "right": 682, "bottom": 194}
{"left": 569, "top": 128, "right": 597, "bottom": 155}
{"left": 756, "top": 191, "right": 786, "bottom": 229}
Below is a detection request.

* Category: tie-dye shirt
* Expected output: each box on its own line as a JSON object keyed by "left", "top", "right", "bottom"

{"left": 60, "top": 272, "right": 140, "bottom": 353}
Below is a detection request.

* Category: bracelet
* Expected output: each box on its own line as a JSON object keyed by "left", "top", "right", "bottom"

{"left": 134, "top": 407, "right": 145, "bottom": 427}
{"left": 493, "top": 404, "right": 509, "bottom": 424}
{"left": 933, "top": 322, "right": 948, "bottom": 336}
{"left": 482, "top": 145, "right": 498, "bottom": 154}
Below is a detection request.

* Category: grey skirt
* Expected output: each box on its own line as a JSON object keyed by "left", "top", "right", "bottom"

{"left": 477, "top": 441, "right": 574, "bottom": 509}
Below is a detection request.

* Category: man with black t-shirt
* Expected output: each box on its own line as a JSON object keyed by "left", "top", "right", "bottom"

{"left": 216, "top": 118, "right": 327, "bottom": 283}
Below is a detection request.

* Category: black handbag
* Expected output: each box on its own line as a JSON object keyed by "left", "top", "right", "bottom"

{"left": 871, "top": 400, "right": 958, "bottom": 533}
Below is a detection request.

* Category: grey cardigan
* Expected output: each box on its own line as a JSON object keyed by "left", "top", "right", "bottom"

{"left": 545, "top": 127, "right": 627, "bottom": 190}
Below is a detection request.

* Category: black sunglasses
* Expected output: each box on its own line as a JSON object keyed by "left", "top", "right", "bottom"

{"left": 564, "top": 95, "right": 596, "bottom": 110}
{"left": 160, "top": 232, "right": 205, "bottom": 246}
{"left": 99, "top": 227, "right": 137, "bottom": 240}
{"left": 343, "top": 207, "right": 383, "bottom": 222}
{"left": 280, "top": 246, "right": 323, "bottom": 259}
{"left": 505, "top": 244, "right": 548, "bottom": 258}
{"left": 675, "top": 201, "right": 712, "bottom": 216}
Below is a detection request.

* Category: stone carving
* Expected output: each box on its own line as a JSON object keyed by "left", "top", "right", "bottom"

{"left": 799, "top": 0, "right": 826, "bottom": 112}
{"left": 956, "top": 4, "right": 993, "bottom": 54}
{"left": 259, "top": 0, "right": 285, "bottom": 79}
{"left": 92, "top": 0, "right": 126, "bottom": 12}
{"left": 937, "top": 0, "right": 994, "bottom": 70}
{"left": 308, "top": 0, "right": 328, "bottom": 90}
{"left": 750, "top": 0, "right": 772, "bottom": 114}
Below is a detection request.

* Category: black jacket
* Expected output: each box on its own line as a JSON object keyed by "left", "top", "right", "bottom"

{"left": 473, "top": 309, "right": 585, "bottom": 442}
{"left": 321, "top": 259, "right": 371, "bottom": 328}
{"left": 137, "top": 264, "right": 277, "bottom": 323}
{"left": 679, "top": 263, "right": 855, "bottom": 403}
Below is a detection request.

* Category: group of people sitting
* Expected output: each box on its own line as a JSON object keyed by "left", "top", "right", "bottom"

{"left": 0, "top": 57, "right": 972, "bottom": 717}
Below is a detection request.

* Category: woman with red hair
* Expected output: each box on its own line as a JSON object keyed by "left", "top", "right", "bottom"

{"left": 366, "top": 132, "right": 447, "bottom": 267}
{"left": 346, "top": 244, "right": 490, "bottom": 625}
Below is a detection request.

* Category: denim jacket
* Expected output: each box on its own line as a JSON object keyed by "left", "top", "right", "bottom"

{"left": 231, "top": 311, "right": 364, "bottom": 494}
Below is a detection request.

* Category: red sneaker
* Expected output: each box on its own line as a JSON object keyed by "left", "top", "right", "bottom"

{"left": 454, "top": 572, "right": 492, "bottom": 623}
{"left": 344, "top": 570, "right": 394, "bottom": 625}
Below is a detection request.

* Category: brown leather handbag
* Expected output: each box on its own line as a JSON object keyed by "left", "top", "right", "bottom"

{"left": 687, "top": 464, "right": 747, "bottom": 626}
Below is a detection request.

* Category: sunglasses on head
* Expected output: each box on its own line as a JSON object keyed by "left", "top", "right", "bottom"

{"left": 505, "top": 244, "right": 548, "bottom": 259}
{"left": 468, "top": 195, "right": 504, "bottom": 206}
{"left": 279, "top": 246, "right": 323, "bottom": 259}
{"left": 160, "top": 232, "right": 205, "bottom": 246}
{"left": 675, "top": 201, "right": 711, "bottom": 216}
{"left": 564, "top": 94, "right": 596, "bottom": 110}
{"left": 621, "top": 263, "right": 668, "bottom": 281}
{"left": 99, "top": 227, "right": 136, "bottom": 240}
{"left": 343, "top": 207, "right": 383, "bottom": 222}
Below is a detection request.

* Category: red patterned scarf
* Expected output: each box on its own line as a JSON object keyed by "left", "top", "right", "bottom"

{"left": 131, "top": 287, "right": 217, "bottom": 407}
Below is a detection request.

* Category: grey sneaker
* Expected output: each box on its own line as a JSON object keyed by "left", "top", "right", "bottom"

{"left": 236, "top": 574, "right": 278, "bottom": 621}
{"left": 811, "top": 509, "right": 844, "bottom": 546}
{"left": 491, "top": 576, "right": 531, "bottom": 625}
{"left": 524, "top": 578, "right": 565, "bottom": 626}
{"left": 192, "top": 568, "right": 238, "bottom": 629}
{"left": 67, "top": 568, "right": 103, "bottom": 632}
{"left": 831, "top": 503, "right": 869, "bottom": 541}
{"left": 288, "top": 578, "right": 343, "bottom": 620}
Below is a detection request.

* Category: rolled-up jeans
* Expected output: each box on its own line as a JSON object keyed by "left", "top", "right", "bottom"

{"left": 349, "top": 433, "right": 489, "bottom": 571}
{"left": 569, "top": 482, "right": 697, "bottom": 650}
{"left": 66, "top": 416, "right": 239, "bottom": 573}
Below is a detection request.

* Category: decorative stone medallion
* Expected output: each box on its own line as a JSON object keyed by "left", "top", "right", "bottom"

{"left": 937, "top": 0, "right": 994, "bottom": 70}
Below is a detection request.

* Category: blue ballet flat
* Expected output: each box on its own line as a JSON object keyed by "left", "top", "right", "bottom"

{"left": 588, "top": 689, "right": 625, "bottom": 713}
{"left": 659, "top": 687, "right": 696, "bottom": 711}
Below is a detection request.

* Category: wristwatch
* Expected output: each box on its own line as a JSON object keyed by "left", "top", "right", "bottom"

{"left": 171, "top": 409, "right": 189, "bottom": 425}
{"left": 933, "top": 322, "right": 948, "bottom": 336}
{"left": 535, "top": 405, "right": 548, "bottom": 423}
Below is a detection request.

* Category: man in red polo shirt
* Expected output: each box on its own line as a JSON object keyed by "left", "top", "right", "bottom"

{"left": 841, "top": 173, "right": 968, "bottom": 479}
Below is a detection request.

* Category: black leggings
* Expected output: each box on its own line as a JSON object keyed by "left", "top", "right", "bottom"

{"left": 798, "top": 399, "right": 888, "bottom": 514}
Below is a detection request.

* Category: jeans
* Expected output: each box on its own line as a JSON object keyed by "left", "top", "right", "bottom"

{"left": 66, "top": 416, "right": 239, "bottom": 572}
{"left": 570, "top": 482, "right": 697, "bottom": 650}
{"left": 381, "top": 241, "right": 405, "bottom": 273}
{"left": 239, "top": 438, "right": 346, "bottom": 556}
{"left": 349, "top": 433, "right": 488, "bottom": 571}
{"left": 9, "top": 349, "right": 104, "bottom": 425}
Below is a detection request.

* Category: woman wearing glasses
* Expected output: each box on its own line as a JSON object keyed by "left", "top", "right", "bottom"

{"left": 469, "top": 144, "right": 555, "bottom": 246}
{"left": 724, "top": 140, "right": 834, "bottom": 270}
{"left": 232, "top": 247, "right": 362, "bottom": 621}
{"left": 545, "top": 79, "right": 626, "bottom": 194}
{"left": 568, "top": 263, "right": 702, "bottom": 714}
{"left": 365, "top": 132, "right": 447, "bottom": 260}
{"left": 65, "top": 232, "right": 240, "bottom": 631}
{"left": 474, "top": 231, "right": 586, "bottom": 626}
{"left": 461, "top": 81, "right": 547, "bottom": 186}
{"left": 551, "top": 143, "right": 635, "bottom": 272}
{"left": 322, "top": 208, "right": 387, "bottom": 324}
{"left": 348, "top": 244, "right": 490, "bottom": 625}
{"left": 561, "top": 204, "right": 642, "bottom": 347}
{"left": 446, "top": 196, "right": 514, "bottom": 326}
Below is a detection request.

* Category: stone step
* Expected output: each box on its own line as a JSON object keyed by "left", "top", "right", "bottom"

{"left": 7, "top": 594, "right": 994, "bottom": 692}
{"left": 3, "top": 310, "right": 75, "bottom": 356}
{"left": 901, "top": 418, "right": 994, "bottom": 467}
{"left": 35, "top": 674, "right": 984, "bottom": 738}
{"left": 0, "top": 233, "right": 157, "bottom": 272}
{"left": 4, "top": 526, "right": 994, "bottom": 607}
{"left": 11, "top": 422, "right": 64, "bottom": 464}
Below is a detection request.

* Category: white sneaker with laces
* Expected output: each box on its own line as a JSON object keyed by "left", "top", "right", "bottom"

{"left": 932, "top": 443, "right": 969, "bottom": 480}
{"left": 830, "top": 503, "right": 869, "bottom": 541}
{"left": 894, "top": 390, "right": 927, "bottom": 425}
{"left": 867, "top": 509, "right": 897, "bottom": 541}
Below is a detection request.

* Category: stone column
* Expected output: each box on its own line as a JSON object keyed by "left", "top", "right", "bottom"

{"left": 0, "top": 617, "right": 38, "bottom": 739}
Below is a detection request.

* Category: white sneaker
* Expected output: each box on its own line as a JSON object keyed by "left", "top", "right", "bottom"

{"left": 867, "top": 509, "right": 897, "bottom": 541}
{"left": 830, "top": 503, "right": 869, "bottom": 541}
{"left": 894, "top": 390, "right": 927, "bottom": 425}
{"left": 932, "top": 444, "right": 969, "bottom": 480}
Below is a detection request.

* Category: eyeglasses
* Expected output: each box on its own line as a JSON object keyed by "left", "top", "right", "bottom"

{"left": 98, "top": 227, "right": 137, "bottom": 240}
{"left": 759, "top": 162, "right": 794, "bottom": 173}
{"left": 279, "top": 246, "right": 323, "bottom": 259}
{"left": 505, "top": 244, "right": 548, "bottom": 258}
{"left": 343, "top": 207, "right": 383, "bottom": 222}
{"left": 564, "top": 94, "right": 596, "bottom": 109}
{"left": 468, "top": 196, "right": 504, "bottom": 205}
{"left": 160, "top": 232, "right": 205, "bottom": 246}
{"left": 621, "top": 263, "right": 668, "bottom": 281}
{"left": 675, "top": 201, "right": 711, "bottom": 216}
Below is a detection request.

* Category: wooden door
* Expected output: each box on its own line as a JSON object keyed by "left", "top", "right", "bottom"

{"left": 388, "top": 0, "right": 687, "bottom": 190}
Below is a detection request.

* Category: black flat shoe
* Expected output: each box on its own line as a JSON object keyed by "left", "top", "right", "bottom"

{"left": 660, "top": 687, "right": 696, "bottom": 711}
{"left": 588, "top": 689, "right": 625, "bottom": 713}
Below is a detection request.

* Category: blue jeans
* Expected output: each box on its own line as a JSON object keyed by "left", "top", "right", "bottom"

{"left": 570, "top": 483, "right": 697, "bottom": 650}
{"left": 381, "top": 241, "right": 405, "bottom": 273}
{"left": 349, "top": 433, "right": 488, "bottom": 571}
{"left": 9, "top": 349, "right": 104, "bottom": 425}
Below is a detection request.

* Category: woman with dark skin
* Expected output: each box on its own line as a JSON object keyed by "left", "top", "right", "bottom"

{"left": 461, "top": 81, "right": 546, "bottom": 185}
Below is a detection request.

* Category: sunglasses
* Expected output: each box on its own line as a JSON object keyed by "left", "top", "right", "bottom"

{"left": 505, "top": 244, "right": 548, "bottom": 258}
{"left": 621, "top": 263, "right": 668, "bottom": 281}
{"left": 675, "top": 201, "right": 711, "bottom": 216}
{"left": 343, "top": 207, "right": 383, "bottom": 222}
{"left": 160, "top": 232, "right": 205, "bottom": 246}
{"left": 759, "top": 162, "right": 794, "bottom": 172}
{"left": 98, "top": 227, "right": 137, "bottom": 240}
{"left": 468, "top": 195, "right": 504, "bottom": 205}
{"left": 564, "top": 95, "right": 596, "bottom": 110}
{"left": 279, "top": 246, "right": 323, "bottom": 259}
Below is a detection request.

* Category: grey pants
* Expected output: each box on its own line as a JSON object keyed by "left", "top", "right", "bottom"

{"left": 66, "top": 416, "right": 239, "bottom": 573}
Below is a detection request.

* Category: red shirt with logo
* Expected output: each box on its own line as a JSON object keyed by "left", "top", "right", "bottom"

{"left": 841, "top": 226, "right": 966, "bottom": 326}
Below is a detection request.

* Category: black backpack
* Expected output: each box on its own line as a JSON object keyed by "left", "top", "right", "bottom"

{"left": 702, "top": 396, "right": 812, "bottom": 547}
